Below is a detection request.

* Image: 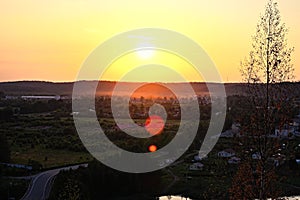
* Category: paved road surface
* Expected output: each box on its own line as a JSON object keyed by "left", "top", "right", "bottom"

{"left": 21, "top": 164, "right": 88, "bottom": 200}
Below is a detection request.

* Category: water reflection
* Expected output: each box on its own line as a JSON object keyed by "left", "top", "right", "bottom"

{"left": 159, "top": 196, "right": 300, "bottom": 200}
{"left": 159, "top": 196, "right": 192, "bottom": 200}
{"left": 276, "top": 197, "right": 300, "bottom": 200}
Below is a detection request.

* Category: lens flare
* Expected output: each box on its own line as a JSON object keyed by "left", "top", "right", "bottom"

{"left": 145, "top": 115, "right": 165, "bottom": 135}
{"left": 148, "top": 144, "right": 157, "bottom": 152}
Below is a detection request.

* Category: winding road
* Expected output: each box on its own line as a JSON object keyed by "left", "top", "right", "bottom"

{"left": 21, "top": 164, "right": 88, "bottom": 200}
{"left": 20, "top": 151, "right": 198, "bottom": 199}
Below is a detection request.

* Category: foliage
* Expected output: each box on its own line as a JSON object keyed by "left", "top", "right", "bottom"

{"left": 0, "top": 133, "right": 10, "bottom": 162}
{"left": 240, "top": 0, "right": 294, "bottom": 84}
{"left": 229, "top": 161, "right": 280, "bottom": 200}
{"left": 0, "top": 178, "right": 29, "bottom": 200}
{"left": 0, "top": 107, "right": 13, "bottom": 121}
{"left": 49, "top": 161, "right": 163, "bottom": 200}
{"left": 234, "top": 0, "right": 295, "bottom": 199}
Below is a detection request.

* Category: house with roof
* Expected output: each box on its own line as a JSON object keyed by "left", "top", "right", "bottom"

{"left": 252, "top": 152, "right": 262, "bottom": 160}
{"left": 220, "top": 130, "right": 234, "bottom": 138}
{"left": 189, "top": 162, "right": 204, "bottom": 171}
{"left": 228, "top": 156, "right": 241, "bottom": 164}
{"left": 270, "top": 113, "right": 300, "bottom": 138}
{"left": 269, "top": 123, "right": 295, "bottom": 138}
{"left": 219, "top": 122, "right": 242, "bottom": 138}
{"left": 193, "top": 154, "right": 208, "bottom": 162}
{"left": 218, "top": 149, "right": 235, "bottom": 158}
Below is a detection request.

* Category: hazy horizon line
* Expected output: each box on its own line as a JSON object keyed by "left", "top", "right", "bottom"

{"left": 0, "top": 79, "right": 263, "bottom": 84}
{"left": 1, "top": 79, "right": 300, "bottom": 85}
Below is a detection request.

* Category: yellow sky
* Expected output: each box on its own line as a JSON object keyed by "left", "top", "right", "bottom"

{"left": 0, "top": 0, "right": 299, "bottom": 83}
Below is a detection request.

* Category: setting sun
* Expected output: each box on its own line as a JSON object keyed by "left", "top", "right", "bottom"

{"left": 136, "top": 49, "right": 155, "bottom": 60}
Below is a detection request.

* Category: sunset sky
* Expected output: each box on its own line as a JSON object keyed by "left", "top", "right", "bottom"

{"left": 0, "top": 0, "right": 299, "bottom": 83}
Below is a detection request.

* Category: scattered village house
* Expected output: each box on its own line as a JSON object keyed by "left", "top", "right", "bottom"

{"left": 252, "top": 152, "right": 262, "bottom": 160}
{"left": 220, "top": 122, "right": 241, "bottom": 138}
{"left": 218, "top": 149, "right": 235, "bottom": 158}
{"left": 21, "top": 95, "right": 61, "bottom": 100}
{"left": 193, "top": 154, "right": 207, "bottom": 162}
{"left": 228, "top": 156, "right": 241, "bottom": 164}
{"left": 189, "top": 162, "right": 204, "bottom": 171}
{"left": 270, "top": 113, "right": 300, "bottom": 138}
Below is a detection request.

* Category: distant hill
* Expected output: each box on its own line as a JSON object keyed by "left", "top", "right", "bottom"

{"left": 0, "top": 81, "right": 74, "bottom": 96}
{"left": 0, "top": 81, "right": 299, "bottom": 97}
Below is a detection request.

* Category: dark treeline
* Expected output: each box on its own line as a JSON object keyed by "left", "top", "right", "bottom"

{"left": 49, "top": 160, "right": 163, "bottom": 200}
{"left": 0, "top": 133, "right": 10, "bottom": 162}
{"left": 0, "top": 99, "right": 71, "bottom": 116}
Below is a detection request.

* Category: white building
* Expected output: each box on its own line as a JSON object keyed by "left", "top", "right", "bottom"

{"left": 21, "top": 95, "right": 61, "bottom": 100}
{"left": 193, "top": 154, "right": 207, "bottom": 161}
{"left": 228, "top": 156, "right": 241, "bottom": 164}
{"left": 189, "top": 162, "right": 204, "bottom": 171}
{"left": 220, "top": 130, "right": 234, "bottom": 138}
{"left": 274, "top": 127, "right": 295, "bottom": 138}
{"left": 252, "top": 152, "right": 262, "bottom": 160}
{"left": 218, "top": 149, "right": 236, "bottom": 158}
{"left": 5, "top": 96, "right": 19, "bottom": 100}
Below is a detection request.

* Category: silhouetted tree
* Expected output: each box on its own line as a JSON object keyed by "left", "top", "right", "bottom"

{"left": 231, "top": 0, "right": 295, "bottom": 199}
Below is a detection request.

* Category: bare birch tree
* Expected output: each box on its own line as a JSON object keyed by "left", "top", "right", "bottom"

{"left": 230, "top": 0, "right": 295, "bottom": 199}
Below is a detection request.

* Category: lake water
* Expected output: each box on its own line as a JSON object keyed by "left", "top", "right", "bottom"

{"left": 159, "top": 195, "right": 300, "bottom": 200}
